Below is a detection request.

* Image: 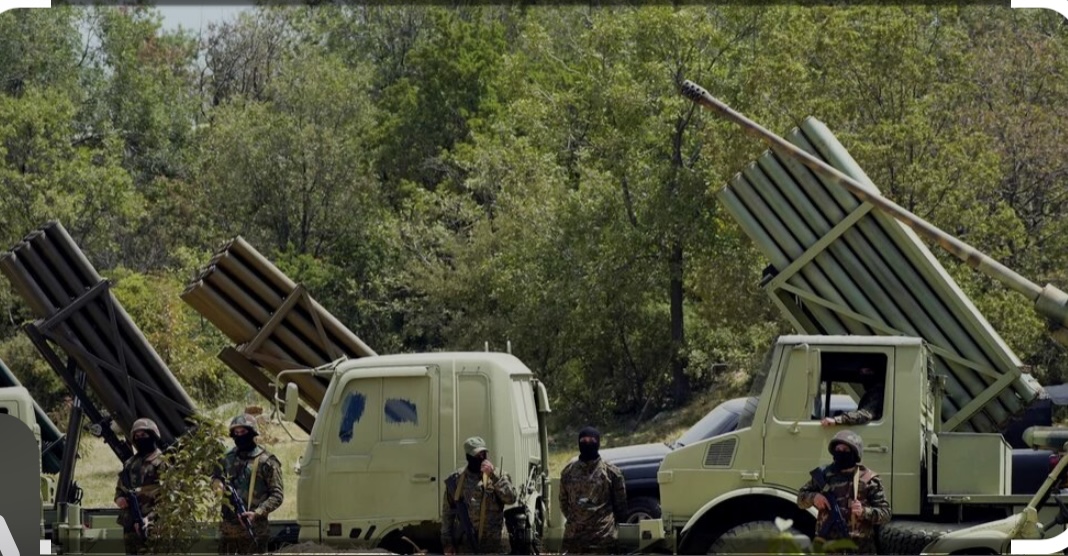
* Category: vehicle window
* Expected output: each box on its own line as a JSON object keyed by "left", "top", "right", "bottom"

{"left": 674, "top": 405, "right": 739, "bottom": 447}
{"left": 811, "top": 352, "right": 888, "bottom": 423}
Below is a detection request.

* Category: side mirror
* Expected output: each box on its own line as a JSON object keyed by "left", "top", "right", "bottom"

{"left": 283, "top": 383, "right": 299, "bottom": 423}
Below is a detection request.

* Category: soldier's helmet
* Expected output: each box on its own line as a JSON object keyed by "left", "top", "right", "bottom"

{"left": 229, "top": 414, "right": 259, "bottom": 437}
{"left": 829, "top": 430, "right": 864, "bottom": 459}
{"left": 131, "top": 418, "right": 160, "bottom": 440}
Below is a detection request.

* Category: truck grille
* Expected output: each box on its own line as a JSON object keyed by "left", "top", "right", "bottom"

{"left": 703, "top": 437, "right": 737, "bottom": 467}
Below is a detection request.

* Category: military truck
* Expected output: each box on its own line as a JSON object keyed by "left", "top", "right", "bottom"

{"left": 181, "top": 235, "right": 557, "bottom": 553}
{"left": 636, "top": 81, "right": 1068, "bottom": 555}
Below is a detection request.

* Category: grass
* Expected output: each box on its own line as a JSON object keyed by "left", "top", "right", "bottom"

{"left": 65, "top": 390, "right": 737, "bottom": 520}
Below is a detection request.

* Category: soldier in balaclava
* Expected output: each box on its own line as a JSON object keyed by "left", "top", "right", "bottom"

{"left": 797, "top": 430, "right": 892, "bottom": 554}
{"left": 115, "top": 418, "right": 168, "bottom": 554}
{"left": 211, "top": 414, "right": 284, "bottom": 554}
{"left": 441, "top": 436, "right": 517, "bottom": 554}
{"left": 559, "top": 426, "right": 628, "bottom": 554}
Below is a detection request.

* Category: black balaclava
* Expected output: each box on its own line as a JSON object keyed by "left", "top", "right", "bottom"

{"left": 578, "top": 426, "right": 601, "bottom": 462}
{"left": 232, "top": 431, "right": 256, "bottom": 453}
{"left": 832, "top": 447, "right": 859, "bottom": 469}
{"left": 134, "top": 435, "right": 157, "bottom": 454}
{"left": 466, "top": 452, "right": 486, "bottom": 473}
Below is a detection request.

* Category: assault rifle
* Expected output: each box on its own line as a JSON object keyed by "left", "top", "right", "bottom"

{"left": 222, "top": 479, "right": 257, "bottom": 541}
{"left": 808, "top": 467, "right": 851, "bottom": 541}
{"left": 122, "top": 487, "right": 148, "bottom": 541}
{"left": 445, "top": 474, "right": 481, "bottom": 553}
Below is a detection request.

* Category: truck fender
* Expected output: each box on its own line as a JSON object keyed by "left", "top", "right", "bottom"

{"left": 680, "top": 487, "right": 817, "bottom": 536}
{"left": 916, "top": 513, "right": 1019, "bottom": 555}
{"left": 919, "top": 530, "right": 1009, "bottom": 555}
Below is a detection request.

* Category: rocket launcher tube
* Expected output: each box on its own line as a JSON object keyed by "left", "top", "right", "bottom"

{"left": 679, "top": 80, "right": 1068, "bottom": 343}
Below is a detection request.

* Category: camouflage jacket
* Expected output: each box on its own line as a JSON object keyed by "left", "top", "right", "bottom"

{"left": 833, "top": 385, "right": 884, "bottom": 426}
{"left": 559, "top": 457, "right": 628, "bottom": 542}
{"left": 114, "top": 448, "right": 167, "bottom": 531}
{"left": 440, "top": 466, "right": 517, "bottom": 553}
{"left": 212, "top": 445, "right": 284, "bottom": 521}
{"left": 797, "top": 464, "right": 891, "bottom": 548}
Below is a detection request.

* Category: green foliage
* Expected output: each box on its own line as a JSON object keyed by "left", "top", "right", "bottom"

{"left": 107, "top": 267, "right": 243, "bottom": 406}
{"left": 1, "top": 4, "right": 1068, "bottom": 437}
{"left": 766, "top": 518, "right": 858, "bottom": 554}
{"left": 146, "top": 414, "right": 228, "bottom": 554}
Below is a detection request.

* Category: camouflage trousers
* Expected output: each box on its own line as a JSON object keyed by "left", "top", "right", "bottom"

{"left": 561, "top": 536, "right": 618, "bottom": 554}
{"left": 217, "top": 518, "right": 270, "bottom": 554}
{"left": 123, "top": 530, "right": 149, "bottom": 555}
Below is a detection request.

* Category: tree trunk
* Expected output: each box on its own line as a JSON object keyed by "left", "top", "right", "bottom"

{"left": 669, "top": 239, "right": 689, "bottom": 406}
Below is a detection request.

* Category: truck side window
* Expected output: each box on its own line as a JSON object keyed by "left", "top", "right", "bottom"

{"left": 811, "top": 352, "right": 889, "bottom": 424}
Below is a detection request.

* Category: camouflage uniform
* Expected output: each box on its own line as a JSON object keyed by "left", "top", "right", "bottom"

{"left": 213, "top": 415, "right": 284, "bottom": 555}
{"left": 559, "top": 457, "right": 628, "bottom": 554}
{"left": 115, "top": 418, "right": 168, "bottom": 555}
{"left": 441, "top": 437, "right": 518, "bottom": 554}
{"left": 797, "top": 431, "right": 891, "bottom": 554}
{"left": 832, "top": 382, "right": 884, "bottom": 426}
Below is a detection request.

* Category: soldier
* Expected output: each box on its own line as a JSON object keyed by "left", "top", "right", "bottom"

{"left": 822, "top": 367, "right": 884, "bottom": 427}
{"left": 441, "top": 436, "right": 517, "bottom": 554}
{"left": 211, "top": 414, "right": 284, "bottom": 555}
{"left": 559, "top": 426, "right": 627, "bottom": 554}
{"left": 114, "top": 418, "right": 168, "bottom": 555}
{"left": 797, "top": 430, "right": 892, "bottom": 554}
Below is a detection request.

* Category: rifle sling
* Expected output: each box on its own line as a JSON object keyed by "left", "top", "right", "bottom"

{"left": 248, "top": 453, "right": 262, "bottom": 510}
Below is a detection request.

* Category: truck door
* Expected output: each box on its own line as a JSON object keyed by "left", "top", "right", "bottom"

{"left": 763, "top": 348, "right": 895, "bottom": 506}
{"left": 324, "top": 366, "right": 441, "bottom": 530}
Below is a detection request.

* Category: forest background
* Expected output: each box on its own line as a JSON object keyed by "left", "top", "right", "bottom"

{"left": 2, "top": 3, "right": 1068, "bottom": 445}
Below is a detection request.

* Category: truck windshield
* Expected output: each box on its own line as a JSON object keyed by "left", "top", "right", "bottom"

{"left": 672, "top": 405, "right": 740, "bottom": 448}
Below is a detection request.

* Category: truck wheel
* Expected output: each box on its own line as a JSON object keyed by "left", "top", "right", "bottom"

{"left": 624, "top": 496, "right": 662, "bottom": 524}
{"left": 707, "top": 520, "right": 810, "bottom": 554}
{"left": 878, "top": 521, "right": 961, "bottom": 555}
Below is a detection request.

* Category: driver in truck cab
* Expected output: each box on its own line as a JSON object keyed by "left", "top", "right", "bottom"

{"left": 822, "top": 367, "right": 884, "bottom": 427}
{"left": 797, "top": 431, "right": 892, "bottom": 554}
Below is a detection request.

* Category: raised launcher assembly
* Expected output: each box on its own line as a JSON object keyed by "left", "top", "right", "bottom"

{"left": 0, "top": 221, "right": 199, "bottom": 509}
{"left": 679, "top": 79, "right": 1065, "bottom": 435}
{"left": 181, "top": 236, "right": 377, "bottom": 434}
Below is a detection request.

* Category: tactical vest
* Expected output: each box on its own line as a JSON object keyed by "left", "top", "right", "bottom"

{"left": 222, "top": 447, "right": 270, "bottom": 511}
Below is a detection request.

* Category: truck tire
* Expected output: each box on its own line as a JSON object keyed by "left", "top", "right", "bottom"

{"left": 878, "top": 521, "right": 962, "bottom": 555}
{"left": 623, "top": 496, "right": 662, "bottom": 524}
{"left": 707, "top": 520, "right": 810, "bottom": 554}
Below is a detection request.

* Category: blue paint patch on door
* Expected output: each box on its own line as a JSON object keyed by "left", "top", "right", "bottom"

{"left": 339, "top": 391, "right": 366, "bottom": 442}
{"left": 384, "top": 398, "right": 418, "bottom": 425}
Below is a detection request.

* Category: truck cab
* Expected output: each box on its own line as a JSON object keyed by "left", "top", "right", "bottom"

{"left": 658, "top": 335, "right": 931, "bottom": 553}
{"left": 284, "top": 351, "right": 552, "bottom": 554}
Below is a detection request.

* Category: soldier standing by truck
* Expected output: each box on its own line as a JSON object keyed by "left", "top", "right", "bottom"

{"left": 797, "top": 431, "right": 892, "bottom": 554}
{"left": 115, "top": 418, "right": 168, "bottom": 555}
{"left": 211, "top": 414, "right": 284, "bottom": 554}
{"left": 441, "top": 436, "right": 517, "bottom": 554}
{"left": 559, "top": 426, "right": 628, "bottom": 554}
